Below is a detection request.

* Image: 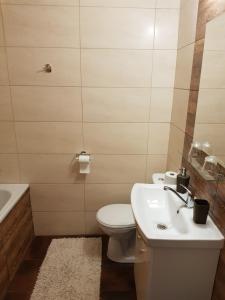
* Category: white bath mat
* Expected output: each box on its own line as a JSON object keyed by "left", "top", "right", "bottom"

{"left": 31, "top": 238, "right": 102, "bottom": 300}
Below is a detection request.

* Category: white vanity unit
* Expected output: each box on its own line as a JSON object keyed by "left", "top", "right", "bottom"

{"left": 131, "top": 184, "right": 224, "bottom": 300}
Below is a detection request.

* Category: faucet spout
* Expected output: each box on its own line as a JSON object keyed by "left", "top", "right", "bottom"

{"left": 163, "top": 186, "right": 194, "bottom": 208}
{"left": 177, "top": 204, "right": 186, "bottom": 214}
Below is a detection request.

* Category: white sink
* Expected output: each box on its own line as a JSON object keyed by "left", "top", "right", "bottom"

{"left": 131, "top": 183, "right": 224, "bottom": 248}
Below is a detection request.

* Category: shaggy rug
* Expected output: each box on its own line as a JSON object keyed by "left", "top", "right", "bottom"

{"left": 31, "top": 238, "right": 102, "bottom": 300}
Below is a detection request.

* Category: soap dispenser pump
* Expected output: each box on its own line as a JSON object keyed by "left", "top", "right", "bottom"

{"left": 176, "top": 167, "right": 190, "bottom": 194}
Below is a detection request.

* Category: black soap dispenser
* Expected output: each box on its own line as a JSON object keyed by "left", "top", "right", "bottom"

{"left": 176, "top": 167, "right": 190, "bottom": 194}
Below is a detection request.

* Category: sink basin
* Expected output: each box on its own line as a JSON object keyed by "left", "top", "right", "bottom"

{"left": 131, "top": 183, "right": 224, "bottom": 248}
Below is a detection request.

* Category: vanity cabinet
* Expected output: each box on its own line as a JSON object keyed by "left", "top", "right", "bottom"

{"left": 134, "top": 229, "right": 152, "bottom": 300}
{"left": 134, "top": 227, "right": 221, "bottom": 300}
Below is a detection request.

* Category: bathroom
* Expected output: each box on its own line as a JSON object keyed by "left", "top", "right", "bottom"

{"left": 0, "top": 0, "right": 225, "bottom": 299}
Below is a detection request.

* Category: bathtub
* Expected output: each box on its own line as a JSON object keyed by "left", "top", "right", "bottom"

{"left": 0, "top": 184, "right": 29, "bottom": 223}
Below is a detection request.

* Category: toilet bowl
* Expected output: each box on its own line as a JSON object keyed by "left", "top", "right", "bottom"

{"left": 96, "top": 204, "right": 136, "bottom": 263}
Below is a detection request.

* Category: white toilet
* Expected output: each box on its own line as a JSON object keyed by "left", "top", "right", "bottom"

{"left": 96, "top": 204, "right": 136, "bottom": 263}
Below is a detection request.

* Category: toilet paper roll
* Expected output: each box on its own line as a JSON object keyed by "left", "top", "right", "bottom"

{"left": 164, "top": 171, "right": 177, "bottom": 185}
{"left": 79, "top": 155, "right": 90, "bottom": 164}
{"left": 78, "top": 154, "right": 90, "bottom": 174}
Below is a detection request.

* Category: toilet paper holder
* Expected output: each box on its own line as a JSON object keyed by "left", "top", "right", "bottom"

{"left": 75, "top": 151, "right": 92, "bottom": 161}
{"left": 73, "top": 151, "right": 92, "bottom": 174}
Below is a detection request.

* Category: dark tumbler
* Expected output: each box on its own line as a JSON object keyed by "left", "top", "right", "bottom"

{"left": 193, "top": 199, "right": 210, "bottom": 224}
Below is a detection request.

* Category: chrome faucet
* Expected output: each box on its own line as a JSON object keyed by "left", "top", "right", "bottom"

{"left": 163, "top": 185, "right": 194, "bottom": 210}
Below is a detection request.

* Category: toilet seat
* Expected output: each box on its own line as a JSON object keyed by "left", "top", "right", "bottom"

{"left": 97, "top": 204, "right": 135, "bottom": 229}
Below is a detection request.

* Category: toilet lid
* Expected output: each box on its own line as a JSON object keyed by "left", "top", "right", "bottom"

{"left": 96, "top": 204, "right": 135, "bottom": 228}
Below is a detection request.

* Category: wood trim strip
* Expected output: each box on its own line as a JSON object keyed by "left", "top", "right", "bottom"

{"left": 182, "top": 1, "right": 225, "bottom": 299}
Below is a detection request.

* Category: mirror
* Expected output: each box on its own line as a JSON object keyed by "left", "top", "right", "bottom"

{"left": 193, "top": 12, "right": 225, "bottom": 177}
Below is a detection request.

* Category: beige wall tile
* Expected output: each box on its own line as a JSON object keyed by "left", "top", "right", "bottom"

{"left": 33, "top": 212, "right": 85, "bottom": 235}
{"left": 178, "top": 0, "right": 199, "bottom": 48}
{"left": 174, "top": 43, "right": 194, "bottom": 89}
{"left": 150, "top": 88, "right": 173, "bottom": 122}
{"left": 148, "top": 123, "right": 170, "bottom": 155}
{"left": 1, "top": 0, "right": 79, "bottom": 5}
{"left": 0, "top": 47, "right": 8, "bottom": 85}
{"left": 84, "top": 123, "right": 148, "bottom": 154}
{"left": 0, "top": 154, "right": 19, "bottom": 182}
{"left": 85, "top": 212, "right": 102, "bottom": 234}
{"left": 154, "top": 9, "right": 179, "bottom": 49}
{"left": 80, "top": 7, "right": 155, "bottom": 49}
{"left": 19, "top": 154, "right": 84, "bottom": 183}
{"left": 0, "top": 122, "right": 17, "bottom": 153}
{"left": 152, "top": 50, "right": 177, "bottom": 87}
{"left": 156, "top": 0, "right": 180, "bottom": 8}
{"left": 200, "top": 51, "right": 225, "bottom": 89}
{"left": 0, "top": 86, "right": 13, "bottom": 120}
{"left": 15, "top": 122, "right": 82, "bottom": 154}
{"left": 171, "top": 88, "right": 189, "bottom": 131}
{"left": 167, "top": 152, "right": 182, "bottom": 171}
{"left": 81, "top": 49, "right": 152, "bottom": 87}
{"left": 30, "top": 184, "right": 84, "bottom": 212}
{"left": 2, "top": 5, "right": 79, "bottom": 47}
{"left": 85, "top": 183, "right": 132, "bottom": 211}
{"left": 205, "top": 12, "right": 225, "bottom": 51}
{"left": 86, "top": 155, "right": 146, "bottom": 183}
{"left": 83, "top": 88, "right": 150, "bottom": 122}
{"left": 12, "top": 86, "right": 82, "bottom": 122}
{"left": 146, "top": 154, "right": 167, "bottom": 182}
{"left": 7, "top": 47, "right": 81, "bottom": 86}
{"left": 80, "top": 0, "right": 156, "bottom": 8}
{"left": 196, "top": 89, "right": 225, "bottom": 124}
{"left": 180, "top": 0, "right": 186, "bottom": 8}
{"left": 168, "top": 124, "right": 185, "bottom": 158}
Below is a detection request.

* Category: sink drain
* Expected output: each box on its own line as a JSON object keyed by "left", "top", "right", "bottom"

{"left": 157, "top": 223, "right": 168, "bottom": 230}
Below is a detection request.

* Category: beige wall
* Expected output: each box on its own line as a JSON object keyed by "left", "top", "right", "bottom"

{"left": 0, "top": 0, "right": 179, "bottom": 235}
{"left": 167, "top": 0, "right": 199, "bottom": 170}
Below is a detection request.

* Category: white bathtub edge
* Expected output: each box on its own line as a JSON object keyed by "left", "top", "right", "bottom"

{"left": 0, "top": 184, "right": 29, "bottom": 223}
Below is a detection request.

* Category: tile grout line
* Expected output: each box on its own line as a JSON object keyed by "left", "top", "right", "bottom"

{"left": 29, "top": 182, "right": 135, "bottom": 185}
{"left": 15, "top": 153, "right": 167, "bottom": 156}
{"left": 0, "top": 3, "right": 180, "bottom": 9}
{"left": 0, "top": 121, "right": 172, "bottom": 124}
{"left": 78, "top": 0, "right": 88, "bottom": 234}
{"left": 0, "top": 2, "right": 22, "bottom": 183}
{"left": 78, "top": 0, "right": 84, "bottom": 149}
{"left": 0, "top": 84, "right": 178, "bottom": 88}
{"left": 1, "top": 46, "right": 179, "bottom": 50}
{"left": 144, "top": 7, "right": 157, "bottom": 183}
{"left": 4, "top": 153, "right": 168, "bottom": 155}
{"left": 26, "top": 182, "right": 146, "bottom": 184}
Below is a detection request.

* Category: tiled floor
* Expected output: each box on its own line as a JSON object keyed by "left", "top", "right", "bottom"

{"left": 4, "top": 236, "right": 137, "bottom": 300}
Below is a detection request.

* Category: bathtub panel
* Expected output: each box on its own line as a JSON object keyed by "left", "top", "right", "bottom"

{"left": 3, "top": 209, "right": 33, "bottom": 280}
{"left": 0, "top": 188, "right": 34, "bottom": 294}
{"left": 0, "top": 248, "right": 8, "bottom": 300}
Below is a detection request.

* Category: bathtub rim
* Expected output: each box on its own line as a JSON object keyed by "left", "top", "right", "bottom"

{"left": 0, "top": 184, "right": 29, "bottom": 223}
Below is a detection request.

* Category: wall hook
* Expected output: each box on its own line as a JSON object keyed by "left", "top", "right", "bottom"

{"left": 43, "top": 64, "right": 52, "bottom": 73}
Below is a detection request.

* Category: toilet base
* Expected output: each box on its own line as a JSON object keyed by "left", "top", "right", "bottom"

{"left": 107, "top": 233, "right": 135, "bottom": 263}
